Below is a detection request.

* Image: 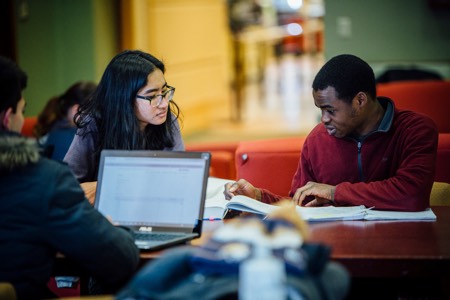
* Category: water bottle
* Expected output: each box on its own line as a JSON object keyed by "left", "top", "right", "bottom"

{"left": 239, "top": 244, "right": 286, "bottom": 300}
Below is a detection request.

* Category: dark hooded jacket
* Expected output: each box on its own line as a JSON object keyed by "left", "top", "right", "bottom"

{"left": 0, "top": 131, "right": 139, "bottom": 300}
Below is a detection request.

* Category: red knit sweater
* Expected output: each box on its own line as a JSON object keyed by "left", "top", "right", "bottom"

{"left": 261, "top": 98, "right": 438, "bottom": 212}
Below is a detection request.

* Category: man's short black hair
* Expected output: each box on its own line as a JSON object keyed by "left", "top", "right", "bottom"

{"left": 312, "top": 54, "right": 376, "bottom": 104}
{"left": 0, "top": 56, "right": 28, "bottom": 114}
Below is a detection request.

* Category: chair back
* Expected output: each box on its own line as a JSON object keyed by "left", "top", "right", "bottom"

{"left": 21, "top": 116, "right": 38, "bottom": 137}
{"left": 235, "top": 137, "right": 305, "bottom": 197}
{"left": 430, "top": 182, "right": 450, "bottom": 206}
{"left": 377, "top": 80, "right": 450, "bottom": 133}
{"left": 0, "top": 282, "right": 16, "bottom": 300}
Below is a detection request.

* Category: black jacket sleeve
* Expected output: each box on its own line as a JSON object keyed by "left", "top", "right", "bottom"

{"left": 43, "top": 162, "right": 140, "bottom": 286}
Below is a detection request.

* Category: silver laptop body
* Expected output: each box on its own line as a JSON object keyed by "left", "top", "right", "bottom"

{"left": 94, "top": 150, "right": 211, "bottom": 250}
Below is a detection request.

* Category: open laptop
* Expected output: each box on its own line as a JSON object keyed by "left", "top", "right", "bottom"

{"left": 94, "top": 150, "right": 211, "bottom": 251}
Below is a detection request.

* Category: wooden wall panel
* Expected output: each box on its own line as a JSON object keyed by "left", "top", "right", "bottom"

{"left": 121, "top": 0, "right": 232, "bottom": 136}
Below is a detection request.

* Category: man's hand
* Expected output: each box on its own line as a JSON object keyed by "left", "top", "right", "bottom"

{"left": 292, "top": 181, "right": 336, "bottom": 206}
{"left": 223, "top": 179, "right": 261, "bottom": 200}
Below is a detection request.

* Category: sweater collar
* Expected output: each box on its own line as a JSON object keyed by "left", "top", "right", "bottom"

{"left": 350, "top": 97, "right": 394, "bottom": 142}
{"left": 376, "top": 97, "right": 394, "bottom": 133}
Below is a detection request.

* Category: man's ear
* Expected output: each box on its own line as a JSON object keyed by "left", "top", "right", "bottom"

{"left": 356, "top": 92, "right": 368, "bottom": 107}
{"left": 1, "top": 107, "right": 12, "bottom": 130}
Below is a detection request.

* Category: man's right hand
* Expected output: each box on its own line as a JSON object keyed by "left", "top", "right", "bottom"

{"left": 223, "top": 179, "right": 261, "bottom": 200}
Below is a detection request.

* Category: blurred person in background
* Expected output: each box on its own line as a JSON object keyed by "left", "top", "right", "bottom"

{"left": 34, "top": 81, "right": 97, "bottom": 161}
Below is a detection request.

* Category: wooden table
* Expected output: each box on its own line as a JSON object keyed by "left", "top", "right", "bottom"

{"left": 55, "top": 206, "right": 450, "bottom": 298}
{"left": 307, "top": 206, "right": 450, "bottom": 278}
{"left": 304, "top": 206, "right": 450, "bottom": 298}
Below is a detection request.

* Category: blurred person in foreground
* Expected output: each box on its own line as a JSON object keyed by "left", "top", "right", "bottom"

{"left": 34, "top": 81, "right": 97, "bottom": 161}
{"left": 0, "top": 56, "right": 139, "bottom": 300}
{"left": 225, "top": 54, "right": 438, "bottom": 212}
{"left": 64, "top": 50, "right": 184, "bottom": 183}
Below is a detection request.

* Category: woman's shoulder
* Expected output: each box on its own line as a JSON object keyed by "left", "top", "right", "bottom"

{"left": 80, "top": 115, "right": 98, "bottom": 128}
{"left": 76, "top": 116, "right": 99, "bottom": 137}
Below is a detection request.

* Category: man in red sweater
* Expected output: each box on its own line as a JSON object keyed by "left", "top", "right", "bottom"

{"left": 225, "top": 54, "right": 438, "bottom": 212}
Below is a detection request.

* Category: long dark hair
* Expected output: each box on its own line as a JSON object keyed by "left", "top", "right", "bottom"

{"left": 75, "top": 50, "right": 182, "bottom": 156}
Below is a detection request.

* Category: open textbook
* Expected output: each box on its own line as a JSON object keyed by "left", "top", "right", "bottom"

{"left": 203, "top": 177, "right": 437, "bottom": 221}
{"left": 203, "top": 177, "right": 232, "bottom": 220}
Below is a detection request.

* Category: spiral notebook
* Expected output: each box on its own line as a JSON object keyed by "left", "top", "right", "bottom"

{"left": 94, "top": 150, "right": 211, "bottom": 250}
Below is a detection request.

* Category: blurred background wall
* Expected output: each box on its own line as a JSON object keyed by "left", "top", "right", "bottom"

{"left": 120, "top": 0, "right": 232, "bottom": 134}
{"left": 2, "top": 0, "right": 450, "bottom": 137}
{"left": 324, "top": 0, "right": 450, "bottom": 77}
{"left": 11, "top": 0, "right": 120, "bottom": 119}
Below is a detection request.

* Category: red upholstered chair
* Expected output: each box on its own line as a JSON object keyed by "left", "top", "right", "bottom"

{"left": 186, "top": 141, "right": 239, "bottom": 180}
{"left": 21, "top": 116, "right": 38, "bottom": 137}
{"left": 377, "top": 80, "right": 450, "bottom": 133}
{"left": 235, "top": 137, "right": 305, "bottom": 197}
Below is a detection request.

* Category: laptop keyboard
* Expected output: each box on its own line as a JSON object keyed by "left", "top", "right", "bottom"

{"left": 134, "top": 232, "right": 185, "bottom": 241}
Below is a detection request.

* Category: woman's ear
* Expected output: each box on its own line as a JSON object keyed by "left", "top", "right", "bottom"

{"left": 67, "top": 104, "right": 80, "bottom": 124}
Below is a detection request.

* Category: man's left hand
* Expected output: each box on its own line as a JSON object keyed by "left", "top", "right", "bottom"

{"left": 292, "top": 181, "right": 336, "bottom": 206}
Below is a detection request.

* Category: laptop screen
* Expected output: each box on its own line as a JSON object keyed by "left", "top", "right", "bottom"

{"left": 94, "top": 150, "right": 210, "bottom": 229}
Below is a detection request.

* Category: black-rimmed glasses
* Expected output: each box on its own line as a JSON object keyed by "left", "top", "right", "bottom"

{"left": 136, "top": 85, "right": 175, "bottom": 107}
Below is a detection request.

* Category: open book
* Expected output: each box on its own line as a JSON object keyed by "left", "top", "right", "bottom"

{"left": 203, "top": 177, "right": 232, "bottom": 220}
{"left": 203, "top": 178, "right": 437, "bottom": 221}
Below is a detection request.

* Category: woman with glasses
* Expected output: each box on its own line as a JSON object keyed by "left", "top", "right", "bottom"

{"left": 64, "top": 50, "right": 184, "bottom": 183}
